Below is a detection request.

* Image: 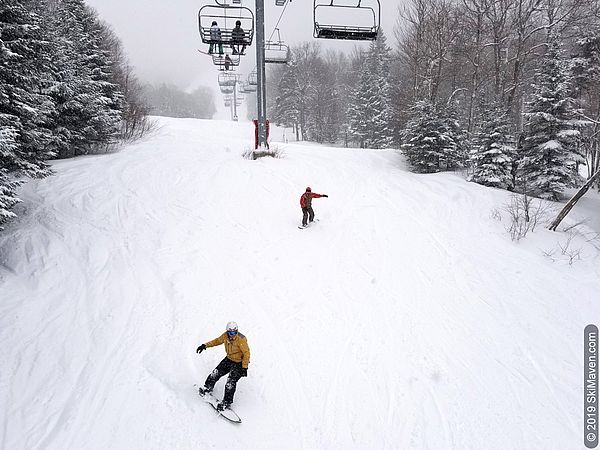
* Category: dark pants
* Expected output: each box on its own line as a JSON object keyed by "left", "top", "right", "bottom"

{"left": 231, "top": 42, "right": 246, "bottom": 54}
{"left": 302, "top": 206, "right": 314, "bottom": 226}
{"left": 205, "top": 357, "right": 244, "bottom": 403}
{"left": 209, "top": 43, "right": 223, "bottom": 54}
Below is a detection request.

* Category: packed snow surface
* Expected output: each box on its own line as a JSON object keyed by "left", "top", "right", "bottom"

{"left": 1, "top": 117, "right": 599, "bottom": 449}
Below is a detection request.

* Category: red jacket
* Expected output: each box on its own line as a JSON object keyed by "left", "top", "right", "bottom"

{"left": 300, "top": 192, "right": 324, "bottom": 208}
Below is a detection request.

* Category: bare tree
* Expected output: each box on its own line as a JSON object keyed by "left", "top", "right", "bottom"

{"left": 396, "top": 0, "right": 431, "bottom": 102}
{"left": 483, "top": 0, "right": 515, "bottom": 101}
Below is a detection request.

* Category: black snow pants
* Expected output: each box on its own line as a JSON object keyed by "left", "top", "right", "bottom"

{"left": 205, "top": 357, "right": 244, "bottom": 404}
{"left": 302, "top": 206, "right": 315, "bottom": 226}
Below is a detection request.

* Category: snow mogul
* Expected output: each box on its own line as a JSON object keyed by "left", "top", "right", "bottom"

{"left": 196, "top": 321, "right": 250, "bottom": 411}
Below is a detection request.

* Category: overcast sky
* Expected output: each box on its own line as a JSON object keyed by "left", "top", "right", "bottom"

{"left": 85, "top": 0, "right": 403, "bottom": 117}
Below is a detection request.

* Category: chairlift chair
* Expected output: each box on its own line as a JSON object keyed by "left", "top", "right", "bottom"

{"left": 275, "top": 0, "right": 286, "bottom": 6}
{"left": 313, "top": 0, "right": 380, "bottom": 41}
{"left": 212, "top": 49, "right": 241, "bottom": 68}
{"left": 265, "top": 41, "right": 290, "bottom": 64}
{"left": 218, "top": 72, "right": 239, "bottom": 88}
{"left": 264, "top": 29, "right": 290, "bottom": 64}
{"left": 238, "top": 82, "right": 255, "bottom": 93}
{"left": 198, "top": 4, "right": 254, "bottom": 48}
{"left": 220, "top": 85, "right": 235, "bottom": 94}
{"left": 247, "top": 70, "right": 257, "bottom": 86}
{"left": 240, "top": 80, "right": 256, "bottom": 92}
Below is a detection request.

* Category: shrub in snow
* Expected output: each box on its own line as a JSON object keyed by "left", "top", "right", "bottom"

{"left": 503, "top": 193, "right": 552, "bottom": 241}
{"left": 543, "top": 231, "right": 585, "bottom": 266}
{"left": 243, "top": 145, "right": 284, "bottom": 160}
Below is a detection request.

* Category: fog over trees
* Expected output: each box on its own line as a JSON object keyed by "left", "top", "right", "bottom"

{"left": 143, "top": 84, "right": 216, "bottom": 120}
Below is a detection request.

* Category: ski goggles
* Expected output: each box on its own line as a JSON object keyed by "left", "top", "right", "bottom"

{"left": 227, "top": 330, "right": 238, "bottom": 335}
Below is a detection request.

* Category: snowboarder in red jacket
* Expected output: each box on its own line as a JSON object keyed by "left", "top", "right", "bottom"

{"left": 300, "top": 187, "right": 328, "bottom": 227}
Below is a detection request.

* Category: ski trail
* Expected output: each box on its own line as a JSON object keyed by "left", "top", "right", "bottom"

{"left": 0, "top": 118, "right": 597, "bottom": 449}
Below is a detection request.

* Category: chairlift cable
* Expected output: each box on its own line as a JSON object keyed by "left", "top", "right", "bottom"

{"left": 228, "top": 0, "right": 290, "bottom": 96}
{"left": 268, "top": 0, "right": 290, "bottom": 42}
{"left": 246, "top": 0, "right": 290, "bottom": 76}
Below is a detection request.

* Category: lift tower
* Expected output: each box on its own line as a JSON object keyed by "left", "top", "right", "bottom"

{"left": 254, "top": 0, "right": 267, "bottom": 151}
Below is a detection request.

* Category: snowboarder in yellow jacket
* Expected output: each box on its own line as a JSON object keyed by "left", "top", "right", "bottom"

{"left": 197, "top": 321, "right": 250, "bottom": 410}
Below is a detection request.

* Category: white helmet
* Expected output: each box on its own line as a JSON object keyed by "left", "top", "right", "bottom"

{"left": 226, "top": 321, "right": 238, "bottom": 333}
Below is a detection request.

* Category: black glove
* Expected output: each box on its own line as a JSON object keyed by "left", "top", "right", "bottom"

{"left": 240, "top": 368, "right": 248, "bottom": 377}
{"left": 196, "top": 344, "right": 206, "bottom": 354}
{"left": 322, "top": 194, "right": 328, "bottom": 197}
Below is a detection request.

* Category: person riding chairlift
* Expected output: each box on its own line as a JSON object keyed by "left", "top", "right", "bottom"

{"left": 209, "top": 21, "right": 224, "bottom": 55}
{"left": 231, "top": 20, "right": 247, "bottom": 55}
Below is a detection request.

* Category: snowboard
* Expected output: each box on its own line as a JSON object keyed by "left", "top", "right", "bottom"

{"left": 197, "top": 49, "right": 245, "bottom": 57}
{"left": 298, "top": 218, "right": 319, "bottom": 229}
{"left": 195, "top": 384, "right": 242, "bottom": 423}
{"left": 197, "top": 49, "right": 224, "bottom": 56}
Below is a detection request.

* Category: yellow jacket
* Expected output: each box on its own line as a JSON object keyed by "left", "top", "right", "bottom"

{"left": 205, "top": 332, "right": 251, "bottom": 369}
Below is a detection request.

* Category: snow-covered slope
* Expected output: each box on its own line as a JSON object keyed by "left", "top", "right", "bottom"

{"left": 1, "top": 117, "right": 598, "bottom": 449}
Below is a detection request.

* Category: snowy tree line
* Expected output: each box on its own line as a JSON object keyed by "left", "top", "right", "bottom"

{"left": 268, "top": 0, "right": 600, "bottom": 201}
{"left": 1, "top": 0, "right": 151, "bottom": 227}
{"left": 143, "top": 84, "right": 216, "bottom": 120}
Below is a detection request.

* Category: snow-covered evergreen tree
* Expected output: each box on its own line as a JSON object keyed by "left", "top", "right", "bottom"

{"left": 304, "top": 52, "right": 348, "bottom": 144}
{"left": 470, "top": 103, "right": 516, "bottom": 189}
{"left": 272, "top": 44, "right": 322, "bottom": 142}
{"left": 0, "top": 0, "right": 56, "bottom": 225}
{"left": 319, "top": 74, "right": 343, "bottom": 143}
{"left": 322, "top": 52, "right": 350, "bottom": 144}
{"left": 368, "top": 34, "right": 394, "bottom": 149}
{"left": 519, "top": 31, "right": 587, "bottom": 200}
{"left": 401, "top": 100, "right": 466, "bottom": 173}
{"left": 572, "top": 31, "right": 600, "bottom": 186}
{"left": 347, "top": 31, "right": 393, "bottom": 149}
{"left": 573, "top": 33, "right": 600, "bottom": 91}
{"left": 442, "top": 103, "right": 468, "bottom": 169}
{"left": 0, "top": 0, "right": 148, "bottom": 226}
{"left": 0, "top": 128, "right": 22, "bottom": 228}
{"left": 305, "top": 57, "right": 333, "bottom": 143}
{"left": 47, "top": 0, "right": 122, "bottom": 157}
{"left": 83, "top": 10, "right": 124, "bottom": 140}
{"left": 272, "top": 60, "right": 301, "bottom": 138}
{"left": 0, "top": 0, "right": 55, "bottom": 173}
{"left": 401, "top": 100, "right": 446, "bottom": 172}
{"left": 346, "top": 56, "right": 370, "bottom": 148}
